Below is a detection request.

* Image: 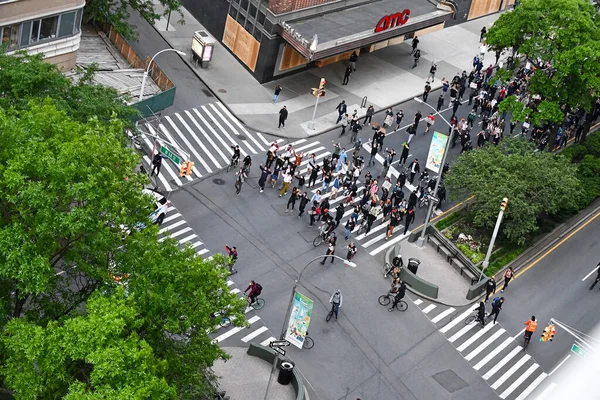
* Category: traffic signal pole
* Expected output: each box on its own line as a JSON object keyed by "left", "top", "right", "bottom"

{"left": 478, "top": 198, "right": 508, "bottom": 282}
{"left": 307, "top": 93, "right": 321, "bottom": 131}
{"left": 307, "top": 78, "right": 326, "bottom": 130}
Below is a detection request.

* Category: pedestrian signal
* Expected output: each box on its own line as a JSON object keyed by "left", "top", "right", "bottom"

{"left": 185, "top": 161, "right": 194, "bottom": 176}
{"left": 179, "top": 161, "right": 191, "bottom": 177}
{"left": 540, "top": 324, "right": 556, "bottom": 342}
{"left": 319, "top": 78, "right": 327, "bottom": 89}
{"left": 500, "top": 197, "right": 508, "bottom": 212}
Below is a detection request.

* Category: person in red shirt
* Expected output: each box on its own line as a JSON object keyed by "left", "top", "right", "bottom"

{"left": 244, "top": 280, "right": 262, "bottom": 305}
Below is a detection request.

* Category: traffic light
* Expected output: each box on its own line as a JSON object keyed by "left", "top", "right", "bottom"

{"left": 500, "top": 197, "right": 509, "bottom": 212}
{"left": 319, "top": 78, "right": 327, "bottom": 90}
{"left": 185, "top": 161, "right": 194, "bottom": 176}
{"left": 179, "top": 161, "right": 189, "bottom": 177}
{"left": 540, "top": 324, "right": 556, "bottom": 342}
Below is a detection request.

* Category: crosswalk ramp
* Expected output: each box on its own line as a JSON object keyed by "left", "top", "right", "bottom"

{"left": 409, "top": 299, "right": 557, "bottom": 400}
{"left": 137, "top": 102, "right": 273, "bottom": 191}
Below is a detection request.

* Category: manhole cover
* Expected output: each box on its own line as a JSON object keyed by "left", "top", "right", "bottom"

{"left": 432, "top": 370, "right": 468, "bottom": 393}
{"left": 213, "top": 178, "right": 225, "bottom": 185}
{"left": 238, "top": 134, "right": 247, "bottom": 140}
{"left": 218, "top": 89, "right": 227, "bottom": 93}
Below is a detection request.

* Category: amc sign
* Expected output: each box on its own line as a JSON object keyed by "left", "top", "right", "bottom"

{"left": 374, "top": 10, "right": 411, "bottom": 33}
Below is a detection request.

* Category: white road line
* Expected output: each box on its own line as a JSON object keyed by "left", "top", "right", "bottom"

{"left": 514, "top": 372, "right": 547, "bottom": 400}
{"left": 159, "top": 219, "right": 186, "bottom": 234}
{"left": 256, "top": 131, "right": 271, "bottom": 146}
{"left": 245, "top": 306, "right": 254, "bottom": 313}
{"left": 534, "top": 382, "right": 557, "bottom": 400}
{"left": 241, "top": 326, "right": 269, "bottom": 343}
{"left": 293, "top": 141, "right": 322, "bottom": 153}
{"left": 143, "top": 154, "right": 173, "bottom": 192}
{"left": 172, "top": 113, "right": 221, "bottom": 168}
{"left": 189, "top": 241, "right": 204, "bottom": 249}
{"left": 217, "top": 102, "right": 264, "bottom": 151}
{"left": 491, "top": 354, "right": 532, "bottom": 389}
{"left": 549, "top": 354, "right": 570, "bottom": 376}
{"left": 512, "top": 327, "right": 526, "bottom": 339}
{"left": 160, "top": 227, "right": 193, "bottom": 241}
{"left": 422, "top": 304, "right": 437, "bottom": 314}
{"left": 431, "top": 307, "right": 456, "bottom": 324}
{"left": 214, "top": 315, "right": 261, "bottom": 343}
{"left": 185, "top": 109, "right": 232, "bottom": 163}
{"left": 483, "top": 347, "right": 523, "bottom": 380}
{"left": 145, "top": 126, "right": 186, "bottom": 185}
{"left": 465, "top": 328, "right": 505, "bottom": 361}
{"left": 162, "top": 213, "right": 182, "bottom": 223}
{"left": 440, "top": 304, "right": 478, "bottom": 334}
{"left": 499, "top": 363, "right": 539, "bottom": 399}
{"left": 361, "top": 232, "right": 388, "bottom": 248}
{"left": 230, "top": 288, "right": 240, "bottom": 295}
{"left": 194, "top": 107, "right": 248, "bottom": 158}
{"left": 474, "top": 337, "right": 513, "bottom": 371}
{"left": 165, "top": 116, "right": 211, "bottom": 174}
{"left": 457, "top": 321, "right": 496, "bottom": 352}
{"left": 209, "top": 103, "right": 257, "bottom": 154}
{"left": 448, "top": 320, "right": 480, "bottom": 343}
{"left": 227, "top": 280, "right": 235, "bottom": 286}
{"left": 289, "top": 139, "right": 307, "bottom": 147}
{"left": 197, "top": 248, "right": 210, "bottom": 255}
{"left": 369, "top": 232, "right": 410, "bottom": 256}
{"left": 178, "top": 234, "right": 198, "bottom": 244}
{"left": 157, "top": 123, "right": 194, "bottom": 181}
{"left": 413, "top": 299, "right": 423, "bottom": 305}
{"left": 581, "top": 265, "right": 599, "bottom": 281}
{"left": 261, "top": 336, "right": 277, "bottom": 346}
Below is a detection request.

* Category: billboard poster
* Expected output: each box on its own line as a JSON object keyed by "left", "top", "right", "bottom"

{"left": 426, "top": 131, "right": 449, "bottom": 174}
{"left": 285, "top": 291, "right": 313, "bottom": 349}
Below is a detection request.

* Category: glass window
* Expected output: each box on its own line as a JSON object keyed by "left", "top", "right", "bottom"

{"left": 249, "top": 4, "right": 257, "bottom": 18}
{"left": 253, "top": 30, "right": 262, "bottom": 42}
{"left": 74, "top": 10, "right": 82, "bottom": 33}
{"left": 30, "top": 20, "right": 40, "bottom": 43}
{"left": 1, "top": 25, "right": 19, "bottom": 50}
{"left": 20, "top": 21, "right": 31, "bottom": 47}
{"left": 241, "top": 0, "right": 249, "bottom": 10}
{"left": 39, "top": 16, "right": 58, "bottom": 41}
{"left": 59, "top": 11, "right": 76, "bottom": 37}
{"left": 237, "top": 14, "right": 246, "bottom": 26}
{"left": 257, "top": 12, "right": 265, "bottom": 25}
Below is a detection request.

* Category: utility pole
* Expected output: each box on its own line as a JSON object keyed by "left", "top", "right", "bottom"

{"left": 307, "top": 78, "right": 327, "bottom": 130}
{"left": 478, "top": 197, "right": 508, "bottom": 282}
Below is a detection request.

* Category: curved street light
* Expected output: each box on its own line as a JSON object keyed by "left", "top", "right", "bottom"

{"left": 139, "top": 48, "right": 186, "bottom": 101}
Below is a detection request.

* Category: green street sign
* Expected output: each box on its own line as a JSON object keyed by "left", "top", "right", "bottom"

{"left": 571, "top": 343, "right": 586, "bottom": 357}
{"left": 160, "top": 146, "right": 181, "bottom": 164}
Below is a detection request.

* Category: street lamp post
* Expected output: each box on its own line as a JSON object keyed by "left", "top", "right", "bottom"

{"left": 413, "top": 97, "right": 453, "bottom": 248}
{"left": 263, "top": 254, "right": 356, "bottom": 400}
{"left": 139, "top": 49, "right": 186, "bottom": 101}
{"left": 478, "top": 198, "right": 508, "bottom": 282}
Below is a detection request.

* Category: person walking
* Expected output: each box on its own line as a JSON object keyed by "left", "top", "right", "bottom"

{"left": 425, "top": 113, "right": 435, "bottom": 134}
{"left": 399, "top": 142, "right": 410, "bottom": 165}
{"left": 272, "top": 84, "right": 282, "bottom": 103}
{"left": 412, "top": 49, "right": 421, "bottom": 69}
{"left": 363, "top": 105, "right": 375, "bottom": 125}
{"left": 386, "top": 208, "right": 400, "bottom": 239}
{"left": 350, "top": 122, "right": 362, "bottom": 143}
{"left": 344, "top": 218, "right": 355, "bottom": 240}
{"left": 298, "top": 192, "right": 309, "bottom": 218}
{"left": 225, "top": 244, "right": 238, "bottom": 273}
{"left": 340, "top": 114, "right": 349, "bottom": 136}
{"left": 411, "top": 36, "right": 419, "bottom": 54}
{"left": 403, "top": 208, "right": 415, "bottom": 235}
{"left": 395, "top": 110, "right": 404, "bottom": 131}
{"left": 480, "top": 26, "right": 487, "bottom": 42}
{"left": 329, "top": 290, "right": 343, "bottom": 319}
{"left": 320, "top": 234, "right": 337, "bottom": 264}
{"left": 342, "top": 65, "right": 352, "bottom": 85}
{"left": 488, "top": 296, "right": 504, "bottom": 324}
{"left": 286, "top": 187, "right": 299, "bottom": 212}
{"left": 349, "top": 51, "right": 358, "bottom": 71}
{"left": 413, "top": 110, "right": 422, "bottom": 132}
{"left": 366, "top": 201, "right": 381, "bottom": 234}
{"left": 150, "top": 151, "right": 163, "bottom": 177}
{"left": 436, "top": 94, "right": 445, "bottom": 112}
{"left": 258, "top": 164, "right": 270, "bottom": 193}
{"left": 484, "top": 276, "right": 497, "bottom": 301}
{"left": 428, "top": 62, "right": 437, "bottom": 82}
{"left": 368, "top": 142, "right": 378, "bottom": 167}
{"left": 589, "top": 262, "right": 600, "bottom": 289}
{"left": 278, "top": 106, "right": 288, "bottom": 128}
{"left": 501, "top": 267, "right": 514, "bottom": 292}
{"left": 409, "top": 159, "right": 420, "bottom": 184}
{"left": 451, "top": 98, "right": 460, "bottom": 118}
{"left": 279, "top": 170, "right": 292, "bottom": 196}
{"left": 423, "top": 81, "right": 432, "bottom": 102}
{"left": 336, "top": 100, "right": 347, "bottom": 124}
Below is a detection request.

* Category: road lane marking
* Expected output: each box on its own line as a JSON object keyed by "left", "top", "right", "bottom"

{"left": 214, "top": 315, "right": 260, "bottom": 343}
{"left": 483, "top": 346, "right": 523, "bottom": 380}
{"left": 413, "top": 299, "right": 423, "bottom": 305}
{"left": 261, "top": 336, "right": 277, "bottom": 346}
{"left": 457, "top": 321, "right": 496, "bottom": 352}
{"left": 491, "top": 354, "right": 531, "bottom": 389}
{"left": 581, "top": 265, "right": 599, "bottom": 281}
{"left": 209, "top": 103, "right": 257, "bottom": 154}
{"left": 514, "top": 372, "right": 547, "bottom": 400}
{"left": 422, "top": 304, "right": 437, "bottom": 314}
{"left": 549, "top": 354, "right": 570, "bottom": 376}
{"left": 534, "top": 381, "right": 557, "bottom": 400}
{"left": 440, "top": 304, "right": 478, "bottom": 333}
{"left": 431, "top": 307, "right": 455, "bottom": 323}
{"left": 216, "top": 102, "right": 264, "bottom": 151}
{"left": 184, "top": 110, "right": 231, "bottom": 164}
{"left": 465, "top": 328, "right": 505, "bottom": 361}
{"left": 474, "top": 337, "right": 513, "bottom": 371}
{"left": 241, "top": 326, "right": 269, "bottom": 343}
{"left": 512, "top": 327, "right": 526, "bottom": 340}
{"left": 499, "top": 363, "right": 539, "bottom": 399}
{"left": 448, "top": 320, "right": 479, "bottom": 343}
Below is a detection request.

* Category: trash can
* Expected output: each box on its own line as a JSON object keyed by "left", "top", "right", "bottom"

{"left": 407, "top": 258, "right": 420, "bottom": 274}
{"left": 277, "top": 360, "right": 295, "bottom": 385}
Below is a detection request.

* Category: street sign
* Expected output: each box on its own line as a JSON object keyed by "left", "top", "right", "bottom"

{"left": 160, "top": 146, "right": 181, "bottom": 165}
{"left": 269, "top": 340, "right": 291, "bottom": 348}
{"left": 272, "top": 346, "right": 286, "bottom": 356}
{"left": 571, "top": 343, "right": 586, "bottom": 357}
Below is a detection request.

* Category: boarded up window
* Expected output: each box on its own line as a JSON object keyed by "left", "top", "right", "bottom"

{"left": 223, "top": 15, "right": 260, "bottom": 71}
{"left": 280, "top": 44, "right": 309, "bottom": 71}
{"left": 468, "top": 0, "right": 503, "bottom": 19}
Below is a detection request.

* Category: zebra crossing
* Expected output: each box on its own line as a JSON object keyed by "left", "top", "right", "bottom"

{"left": 137, "top": 102, "right": 272, "bottom": 191}
{"left": 410, "top": 298, "right": 557, "bottom": 400}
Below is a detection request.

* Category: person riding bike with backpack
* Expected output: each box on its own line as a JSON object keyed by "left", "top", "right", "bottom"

{"left": 388, "top": 281, "right": 407, "bottom": 312}
{"left": 242, "top": 154, "right": 252, "bottom": 172}
{"left": 244, "top": 280, "right": 262, "bottom": 306}
{"left": 524, "top": 316, "right": 537, "bottom": 342}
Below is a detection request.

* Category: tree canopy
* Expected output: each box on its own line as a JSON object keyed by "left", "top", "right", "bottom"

{"left": 445, "top": 138, "right": 582, "bottom": 244}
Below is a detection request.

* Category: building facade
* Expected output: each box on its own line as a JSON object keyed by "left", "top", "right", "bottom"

{"left": 0, "top": 0, "right": 85, "bottom": 70}
{"left": 183, "top": 0, "right": 513, "bottom": 83}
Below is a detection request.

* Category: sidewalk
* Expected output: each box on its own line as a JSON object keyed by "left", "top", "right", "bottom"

{"left": 148, "top": 1, "right": 500, "bottom": 139}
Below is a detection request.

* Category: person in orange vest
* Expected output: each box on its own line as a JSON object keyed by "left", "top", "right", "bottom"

{"left": 524, "top": 316, "right": 538, "bottom": 342}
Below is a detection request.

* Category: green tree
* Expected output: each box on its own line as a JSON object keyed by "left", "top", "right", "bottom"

{"left": 83, "top": 0, "right": 183, "bottom": 40}
{"left": 485, "top": 0, "right": 600, "bottom": 146}
{"left": 445, "top": 138, "right": 582, "bottom": 244}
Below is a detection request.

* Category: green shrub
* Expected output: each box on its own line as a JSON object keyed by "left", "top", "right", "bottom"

{"left": 584, "top": 131, "right": 600, "bottom": 158}
{"left": 456, "top": 243, "right": 486, "bottom": 264}
{"left": 486, "top": 246, "right": 525, "bottom": 277}
{"left": 435, "top": 212, "right": 463, "bottom": 231}
{"left": 560, "top": 144, "right": 588, "bottom": 163}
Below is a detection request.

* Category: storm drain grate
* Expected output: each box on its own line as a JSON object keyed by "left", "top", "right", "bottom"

{"left": 432, "top": 370, "right": 468, "bottom": 393}
{"left": 213, "top": 178, "right": 226, "bottom": 185}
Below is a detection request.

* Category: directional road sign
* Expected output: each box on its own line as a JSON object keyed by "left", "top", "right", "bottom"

{"left": 272, "top": 346, "right": 286, "bottom": 356}
{"left": 571, "top": 343, "right": 586, "bottom": 357}
{"left": 160, "top": 146, "right": 181, "bottom": 165}
{"left": 269, "top": 340, "right": 291, "bottom": 348}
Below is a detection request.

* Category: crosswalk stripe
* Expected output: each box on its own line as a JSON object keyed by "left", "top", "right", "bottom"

{"left": 185, "top": 109, "right": 231, "bottom": 163}
{"left": 144, "top": 126, "right": 186, "bottom": 185}
{"left": 514, "top": 373, "right": 547, "bottom": 400}
{"left": 456, "top": 321, "right": 496, "bottom": 352}
{"left": 241, "top": 326, "right": 269, "bottom": 343}
{"left": 171, "top": 113, "right": 221, "bottom": 169}
{"left": 213, "top": 315, "right": 261, "bottom": 343}
{"left": 189, "top": 241, "right": 204, "bottom": 249}
{"left": 499, "top": 363, "right": 539, "bottom": 399}
{"left": 533, "top": 381, "right": 556, "bottom": 400}
{"left": 143, "top": 154, "right": 173, "bottom": 192}
{"left": 159, "top": 219, "right": 186, "bottom": 234}
{"left": 193, "top": 107, "right": 248, "bottom": 158}
{"left": 483, "top": 346, "right": 522, "bottom": 380}
{"left": 261, "top": 336, "right": 277, "bottom": 346}
{"left": 440, "top": 304, "right": 478, "bottom": 333}
{"left": 208, "top": 103, "right": 257, "bottom": 154}
{"left": 413, "top": 299, "right": 423, "bottom": 305}
{"left": 256, "top": 131, "right": 271, "bottom": 146}
{"left": 227, "top": 280, "right": 235, "bottom": 286}
{"left": 289, "top": 139, "right": 307, "bottom": 147}
{"left": 163, "top": 213, "right": 182, "bottom": 223}
{"left": 165, "top": 116, "right": 211, "bottom": 174}
{"left": 216, "top": 102, "right": 264, "bottom": 151}
{"left": 369, "top": 231, "right": 410, "bottom": 256}
{"left": 230, "top": 288, "right": 240, "bottom": 294}
{"left": 197, "top": 248, "right": 210, "bottom": 255}
{"left": 293, "top": 141, "right": 322, "bottom": 153}
{"left": 159, "top": 227, "right": 193, "bottom": 241}
{"left": 473, "top": 337, "right": 513, "bottom": 371}
{"left": 178, "top": 234, "right": 198, "bottom": 244}
{"left": 465, "top": 328, "right": 505, "bottom": 361}
{"left": 448, "top": 318, "right": 480, "bottom": 343}
{"left": 490, "top": 354, "right": 531, "bottom": 389}
{"left": 431, "top": 307, "right": 456, "bottom": 324}
{"left": 422, "top": 304, "right": 437, "bottom": 314}
{"left": 156, "top": 123, "right": 194, "bottom": 181}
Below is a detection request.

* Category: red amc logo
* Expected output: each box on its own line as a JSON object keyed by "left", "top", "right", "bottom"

{"left": 374, "top": 10, "right": 411, "bottom": 33}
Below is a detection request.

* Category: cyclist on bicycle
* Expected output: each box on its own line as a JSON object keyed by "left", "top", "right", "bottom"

{"left": 244, "top": 280, "right": 262, "bottom": 305}
{"left": 476, "top": 301, "right": 486, "bottom": 326}
{"left": 390, "top": 278, "right": 402, "bottom": 293}
{"left": 230, "top": 144, "right": 241, "bottom": 165}
{"left": 524, "top": 316, "right": 537, "bottom": 341}
{"left": 243, "top": 154, "right": 252, "bottom": 171}
{"left": 388, "top": 281, "right": 407, "bottom": 312}
{"left": 329, "top": 290, "right": 343, "bottom": 319}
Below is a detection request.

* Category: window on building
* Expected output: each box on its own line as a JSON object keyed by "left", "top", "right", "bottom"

{"left": 74, "top": 10, "right": 82, "bottom": 33}
{"left": 253, "top": 30, "right": 262, "bottom": 42}
{"left": 59, "top": 11, "right": 76, "bottom": 37}
{"left": 30, "top": 20, "right": 40, "bottom": 43}
{"left": 237, "top": 14, "right": 246, "bottom": 27}
{"left": 241, "top": 0, "right": 249, "bottom": 11}
{"left": 39, "top": 15, "right": 58, "bottom": 41}
{"left": 249, "top": 4, "right": 257, "bottom": 18}
{"left": 1, "top": 25, "right": 19, "bottom": 50}
{"left": 257, "top": 11, "right": 266, "bottom": 25}
{"left": 20, "top": 21, "right": 31, "bottom": 47}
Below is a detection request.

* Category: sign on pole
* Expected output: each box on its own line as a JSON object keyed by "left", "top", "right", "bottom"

{"left": 269, "top": 340, "right": 291, "bottom": 348}
{"left": 571, "top": 343, "right": 586, "bottom": 357}
{"left": 425, "top": 131, "right": 449, "bottom": 174}
{"left": 160, "top": 145, "right": 181, "bottom": 165}
{"left": 284, "top": 291, "right": 313, "bottom": 349}
{"left": 272, "top": 347, "right": 286, "bottom": 357}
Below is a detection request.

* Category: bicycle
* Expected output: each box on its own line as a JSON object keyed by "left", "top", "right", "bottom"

{"left": 210, "top": 311, "right": 231, "bottom": 328}
{"left": 302, "top": 332, "right": 314, "bottom": 349}
{"left": 312, "top": 223, "right": 329, "bottom": 246}
{"left": 326, "top": 302, "right": 338, "bottom": 322}
{"left": 523, "top": 331, "right": 532, "bottom": 349}
{"left": 226, "top": 156, "right": 239, "bottom": 173}
{"left": 382, "top": 262, "right": 397, "bottom": 278}
{"left": 378, "top": 292, "right": 408, "bottom": 311}
{"left": 464, "top": 313, "right": 486, "bottom": 326}
{"left": 247, "top": 296, "right": 265, "bottom": 310}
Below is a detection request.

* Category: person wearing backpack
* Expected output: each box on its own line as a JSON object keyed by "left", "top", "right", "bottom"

{"left": 244, "top": 280, "right": 262, "bottom": 305}
{"left": 488, "top": 296, "right": 504, "bottom": 324}
{"left": 484, "top": 276, "right": 497, "bottom": 301}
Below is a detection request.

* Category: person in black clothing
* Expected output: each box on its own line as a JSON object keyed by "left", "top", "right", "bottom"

{"left": 413, "top": 111, "right": 422, "bottom": 132}
{"left": 488, "top": 297, "right": 504, "bottom": 324}
{"left": 308, "top": 165, "right": 320, "bottom": 187}
{"left": 403, "top": 208, "right": 415, "bottom": 235}
{"left": 589, "top": 262, "right": 600, "bottom": 289}
{"left": 335, "top": 203, "right": 345, "bottom": 228}
{"left": 258, "top": 164, "right": 270, "bottom": 193}
{"left": 437, "top": 94, "right": 445, "bottom": 112}
{"left": 484, "top": 276, "right": 497, "bottom": 301}
{"left": 411, "top": 36, "right": 419, "bottom": 54}
{"left": 150, "top": 152, "right": 163, "bottom": 176}
{"left": 278, "top": 106, "right": 288, "bottom": 128}
{"left": 409, "top": 159, "right": 420, "bottom": 184}
{"left": 477, "top": 301, "right": 487, "bottom": 326}
{"left": 320, "top": 234, "right": 337, "bottom": 264}
{"left": 286, "top": 187, "right": 299, "bottom": 212}
{"left": 388, "top": 281, "right": 408, "bottom": 311}
{"left": 412, "top": 49, "right": 421, "bottom": 69}
{"left": 408, "top": 190, "right": 418, "bottom": 209}
{"left": 451, "top": 99, "right": 461, "bottom": 118}
{"left": 423, "top": 82, "right": 432, "bottom": 102}
{"left": 392, "top": 254, "right": 403, "bottom": 269}
{"left": 399, "top": 142, "right": 410, "bottom": 166}
{"left": 342, "top": 65, "right": 352, "bottom": 85}
{"left": 298, "top": 192, "right": 309, "bottom": 218}
{"left": 397, "top": 171, "right": 407, "bottom": 189}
